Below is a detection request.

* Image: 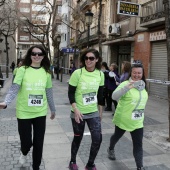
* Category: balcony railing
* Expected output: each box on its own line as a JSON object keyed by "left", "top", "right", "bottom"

{"left": 79, "top": 0, "right": 92, "bottom": 11}
{"left": 140, "top": 0, "right": 165, "bottom": 26}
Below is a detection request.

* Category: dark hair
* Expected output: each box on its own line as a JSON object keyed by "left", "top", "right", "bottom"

{"left": 128, "top": 61, "right": 147, "bottom": 89}
{"left": 80, "top": 49, "right": 102, "bottom": 70}
{"left": 102, "top": 62, "right": 109, "bottom": 70}
{"left": 122, "top": 61, "right": 131, "bottom": 73}
{"left": 22, "top": 45, "right": 51, "bottom": 73}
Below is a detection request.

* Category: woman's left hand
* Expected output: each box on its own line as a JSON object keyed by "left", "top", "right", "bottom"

{"left": 50, "top": 112, "right": 55, "bottom": 120}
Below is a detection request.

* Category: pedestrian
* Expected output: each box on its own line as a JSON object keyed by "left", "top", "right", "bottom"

{"left": 0, "top": 45, "right": 56, "bottom": 170}
{"left": 68, "top": 48, "right": 104, "bottom": 170}
{"left": 105, "top": 63, "right": 119, "bottom": 112}
{"left": 12, "top": 60, "right": 23, "bottom": 81}
{"left": 69, "top": 63, "right": 77, "bottom": 76}
{"left": 107, "top": 60, "right": 148, "bottom": 170}
{"left": 120, "top": 61, "right": 131, "bottom": 83}
{"left": 101, "top": 62, "right": 109, "bottom": 108}
{"left": 10, "top": 61, "right": 15, "bottom": 72}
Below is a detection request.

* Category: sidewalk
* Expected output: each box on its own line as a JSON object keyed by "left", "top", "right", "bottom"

{"left": 0, "top": 74, "right": 170, "bottom": 170}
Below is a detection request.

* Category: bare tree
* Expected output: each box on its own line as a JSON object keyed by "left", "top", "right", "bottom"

{"left": 0, "top": 1, "right": 18, "bottom": 78}
{"left": 0, "top": 0, "right": 6, "bottom": 7}
{"left": 17, "top": 0, "right": 58, "bottom": 63}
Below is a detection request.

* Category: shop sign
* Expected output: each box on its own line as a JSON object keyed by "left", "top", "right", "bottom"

{"left": 61, "top": 47, "right": 79, "bottom": 53}
{"left": 117, "top": 1, "right": 141, "bottom": 17}
{"left": 150, "top": 31, "right": 166, "bottom": 41}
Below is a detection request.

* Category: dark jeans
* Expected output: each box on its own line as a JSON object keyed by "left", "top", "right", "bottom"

{"left": 109, "top": 126, "right": 143, "bottom": 168}
{"left": 17, "top": 116, "right": 46, "bottom": 170}
{"left": 107, "top": 89, "right": 117, "bottom": 110}
{"left": 70, "top": 117, "right": 102, "bottom": 165}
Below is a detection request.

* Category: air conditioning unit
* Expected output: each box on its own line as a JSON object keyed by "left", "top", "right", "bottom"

{"left": 108, "top": 23, "right": 121, "bottom": 35}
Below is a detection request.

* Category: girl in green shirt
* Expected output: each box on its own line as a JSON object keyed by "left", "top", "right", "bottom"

{"left": 0, "top": 45, "right": 56, "bottom": 170}
{"left": 107, "top": 60, "right": 148, "bottom": 170}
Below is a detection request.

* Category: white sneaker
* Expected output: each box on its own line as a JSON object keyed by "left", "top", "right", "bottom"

{"left": 19, "top": 153, "right": 26, "bottom": 165}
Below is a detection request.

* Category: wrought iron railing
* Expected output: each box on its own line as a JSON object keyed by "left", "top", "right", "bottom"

{"left": 140, "top": 0, "right": 164, "bottom": 24}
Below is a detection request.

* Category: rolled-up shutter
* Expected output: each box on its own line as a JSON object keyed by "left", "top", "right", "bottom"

{"left": 149, "top": 41, "right": 168, "bottom": 99}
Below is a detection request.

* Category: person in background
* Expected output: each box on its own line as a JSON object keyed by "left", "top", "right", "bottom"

{"left": 105, "top": 63, "right": 119, "bottom": 112}
{"left": 101, "top": 62, "right": 109, "bottom": 108}
{"left": 13, "top": 60, "right": 23, "bottom": 81}
{"left": 120, "top": 61, "right": 131, "bottom": 83}
{"left": 0, "top": 45, "right": 56, "bottom": 170}
{"left": 69, "top": 63, "right": 77, "bottom": 76}
{"left": 107, "top": 60, "right": 148, "bottom": 170}
{"left": 68, "top": 49, "right": 104, "bottom": 170}
{"left": 10, "top": 61, "right": 15, "bottom": 72}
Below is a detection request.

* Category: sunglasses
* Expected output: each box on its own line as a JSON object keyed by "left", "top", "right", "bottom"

{"left": 31, "top": 52, "right": 44, "bottom": 56}
{"left": 84, "top": 56, "right": 95, "bottom": 61}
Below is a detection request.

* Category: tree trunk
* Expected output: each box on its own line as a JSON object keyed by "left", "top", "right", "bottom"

{"left": 4, "top": 35, "right": 9, "bottom": 78}
{"left": 163, "top": 0, "right": 170, "bottom": 142}
{"left": 98, "top": 0, "right": 103, "bottom": 57}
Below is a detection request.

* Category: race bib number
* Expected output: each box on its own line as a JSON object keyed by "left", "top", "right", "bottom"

{"left": 131, "top": 110, "right": 144, "bottom": 120}
{"left": 82, "top": 92, "right": 97, "bottom": 105}
{"left": 28, "top": 95, "right": 43, "bottom": 106}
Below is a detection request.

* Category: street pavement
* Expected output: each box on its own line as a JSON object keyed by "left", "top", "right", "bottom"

{"left": 0, "top": 73, "right": 170, "bottom": 170}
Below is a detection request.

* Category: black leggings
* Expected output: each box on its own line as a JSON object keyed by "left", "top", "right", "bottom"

{"left": 70, "top": 117, "right": 102, "bottom": 166}
{"left": 17, "top": 116, "right": 46, "bottom": 170}
{"left": 109, "top": 126, "right": 143, "bottom": 168}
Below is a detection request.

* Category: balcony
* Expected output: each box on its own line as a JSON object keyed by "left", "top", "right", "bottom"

{"left": 79, "top": 0, "right": 93, "bottom": 11}
{"left": 140, "top": 0, "right": 165, "bottom": 28}
{"left": 72, "top": 6, "right": 80, "bottom": 19}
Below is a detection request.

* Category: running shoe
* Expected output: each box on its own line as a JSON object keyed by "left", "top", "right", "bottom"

{"left": 85, "top": 164, "right": 97, "bottom": 170}
{"left": 69, "top": 162, "right": 78, "bottom": 170}
{"left": 107, "top": 147, "right": 116, "bottom": 160}
{"left": 19, "top": 153, "right": 26, "bottom": 165}
{"left": 137, "top": 167, "right": 145, "bottom": 170}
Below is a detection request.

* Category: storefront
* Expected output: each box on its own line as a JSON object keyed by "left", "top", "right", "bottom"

{"left": 149, "top": 31, "right": 168, "bottom": 99}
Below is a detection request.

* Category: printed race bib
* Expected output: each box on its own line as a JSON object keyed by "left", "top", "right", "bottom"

{"left": 28, "top": 94, "right": 43, "bottom": 106}
{"left": 131, "top": 110, "right": 144, "bottom": 120}
{"left": 82, "top": 92, "right": 97, "bottom": 105}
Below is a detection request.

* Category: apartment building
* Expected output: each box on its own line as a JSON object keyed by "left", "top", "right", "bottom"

{"left": 69, "top": 0, "right": 167, "bottom": 99}
{"left": 16, "top": 0, "right": 62, "bottom": 64}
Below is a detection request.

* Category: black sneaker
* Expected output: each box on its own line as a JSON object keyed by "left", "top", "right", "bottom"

{"left": 104, "top": 107, "right": 112, "bottom": 111}
{"left": 107, "top": 148, "right": 116, "bottom": 160}
{"left": 69, "top": 162, "right": 78, "bottom": 170}
{"left": 85, "top": 164, "right": 97, "bottom": 170}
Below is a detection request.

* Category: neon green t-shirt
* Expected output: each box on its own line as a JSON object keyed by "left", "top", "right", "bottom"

{"left": 113, "top": 80, "right": 148, "bottom": 132}
{"left": 13, "top": 66, "right": 52, "bottom": 119}
{"left": 69, "top": 67, "right": 104, "bottom": 114}
{"left": 13, "top": 68, "right": 18, "bottom": 76}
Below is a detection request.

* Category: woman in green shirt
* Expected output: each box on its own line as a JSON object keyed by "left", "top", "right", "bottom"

{"left": 0, "top": 45, "right": 56, "bottom": 170}
{"left": 107, "top": 60, "right": 148, "bottom": 170}
{"left": 68, "top": 49, "right": 104, "bottom": 170}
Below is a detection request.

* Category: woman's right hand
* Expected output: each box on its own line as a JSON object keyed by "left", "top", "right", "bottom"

{"left": 74, "top": 109, "right": 83, "bottom": 123}
{"left": 0, "top": 102, "right": 7, "bottom": 109}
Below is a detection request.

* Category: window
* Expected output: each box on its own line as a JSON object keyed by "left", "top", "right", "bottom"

{"left": 20, "top": 0, "right": 30, "bottom": 2}
{"left": 34, "top": 0, "right": 44, "bottom": 2}
{"left": 20, "top": 36, "right": 29, "bottom": 41}
{"left": 20, "top": 8, "right": 30, "bottom": 13}
{"left": 20, "top": 26, "right": 29, "bottom": 32}
{"left": 32, "top": 5, "right": 46, "bottom": 12}
{"left": 32, "top": 35, "right": 45, "bottom": 40}
{"left": 58, "top": 6, "right": 62, "bottom": 14}
{"left": 22, "top": 45, "right": 30, "bottom": 50}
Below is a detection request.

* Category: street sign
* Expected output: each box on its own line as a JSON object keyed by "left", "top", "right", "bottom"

{"left": 61, "top": 47, "right": 79, "bottom": 53}
{"left": 117, "top": 1, "right": 141, "bottom": 17}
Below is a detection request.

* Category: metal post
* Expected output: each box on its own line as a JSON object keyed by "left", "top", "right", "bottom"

{"left": 56, "top": 44, "right": 60, "bottom": 80}
{"left": 87, "top": 25, "right": 90, "bottom": 48}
